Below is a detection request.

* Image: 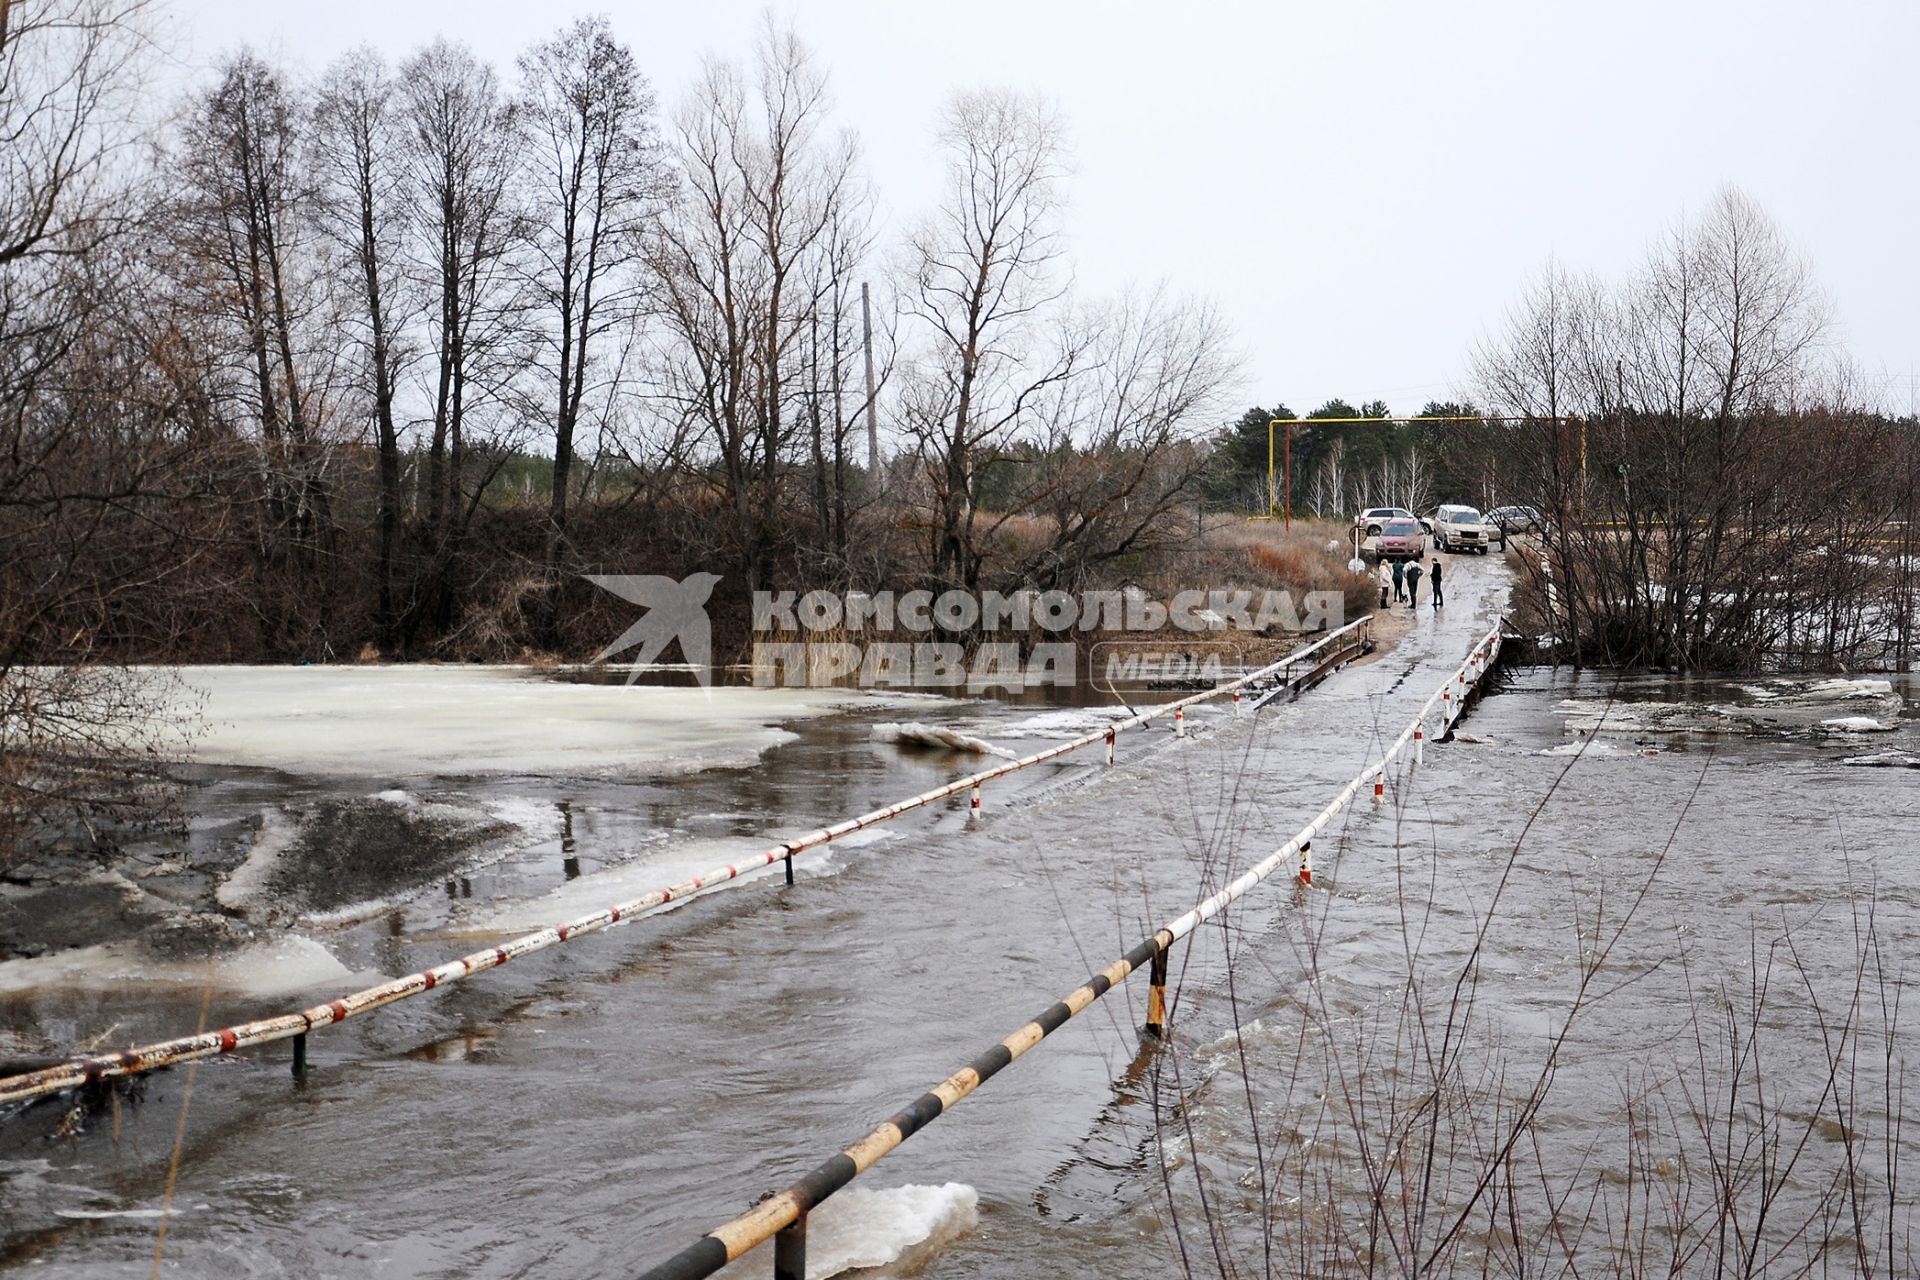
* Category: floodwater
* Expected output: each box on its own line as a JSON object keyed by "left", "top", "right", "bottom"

{"left": 2, "top": 558, "right": 1917, "bottom": 1278}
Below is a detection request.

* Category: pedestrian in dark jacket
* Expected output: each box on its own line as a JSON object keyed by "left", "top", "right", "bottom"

{"left": 1404, "top": 561, "right": 1423, "bottom": 606}
{"left": 1431, "top": 557, "right": 1444, "bottom": 608}
{"left": 1391, "top": 559, "right": 1405, "bottom": 602}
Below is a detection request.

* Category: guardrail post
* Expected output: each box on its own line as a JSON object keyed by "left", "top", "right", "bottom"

{"left": 1144, "top": 947, "right": 1169, "bottom": 1039}
{"left": 1414, "top": 723, "right": 1424, "bottom": 765}
{"left": 969, "top": 786, "right": 983, "bottom": 823}
{"left": 1105, "top": 726, "right": 1116, "bottom": 766}
{"left": 774, "top": 1213, "right": 806, "bottom": 1280}
{"left": 1173, "top": 707, "right": 1185, "bottom": 739}
{"left": 1232, "top": 688, "right": 1242, "bottom": 717}
{"left": 784, "top": 851, "right": 795, "bottom": 887}
{"left": 1298, "top": 839, "right": 1312, "bottom": 887}
{"left": 292, "top": 1032, "right": 308, "bottom": 1078}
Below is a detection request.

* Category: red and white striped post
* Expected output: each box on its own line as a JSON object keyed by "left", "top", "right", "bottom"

{"left": 1373, "top": 771, "right": 1385, "bottom": 803}
{"left": 1232, "top": 688, "right": 1242, "bottom": 717}
{"left": 1173, "top": 707, "right": 1186, "bottom": 739}
{"left": 1298, "top": 839, "right": 1312, "bottom": 887}
{"left": 1414, "top": 723, "right": 1424, "bottom": 765}
{"left": 1105, "top": 726, "right": 1116, "bottom": 766}
{"left": 969, "top": 786, "right": 982, "bottom": 822}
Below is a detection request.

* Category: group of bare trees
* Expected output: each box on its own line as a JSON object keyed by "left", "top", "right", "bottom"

{"left": 1471, "top": 189, "right": 1918, "bottom": 669}
{"left": 3, "top": 2, "right": 1244, "bottom": 670}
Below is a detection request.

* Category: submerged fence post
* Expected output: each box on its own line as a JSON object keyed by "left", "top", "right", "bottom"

{"left": 1144, "top": 947, "right": 1169, "bottom": 1039}
{"left": 773, "top": 1213, "right": 806, "bottom": 1280}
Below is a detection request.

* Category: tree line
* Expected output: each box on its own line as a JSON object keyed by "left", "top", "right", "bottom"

{"left": 2, "top": 0, "right": 1912, "bottom": 694}
{"left": 1, "top": 1, "right": 1243, "bottom": 680}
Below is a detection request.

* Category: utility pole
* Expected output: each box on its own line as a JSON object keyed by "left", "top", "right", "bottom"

{"left": 861, "top": 282, "right": 879, "bottom": 489}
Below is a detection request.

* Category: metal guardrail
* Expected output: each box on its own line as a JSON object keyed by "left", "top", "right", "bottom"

{"left": 635, "top": 622, "right": 1504, "bottom": 1280}
{"left": 0, "top": 617, "right": 1376, "bottom": 1109}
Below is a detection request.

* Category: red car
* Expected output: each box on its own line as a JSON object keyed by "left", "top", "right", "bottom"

{"left": 1375, "top": 517, "right": 1427, "bottom": 560}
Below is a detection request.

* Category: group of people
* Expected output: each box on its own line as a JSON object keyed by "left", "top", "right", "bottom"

{"left": 1381, "top": 555, "right": 1445, "bottom": 609}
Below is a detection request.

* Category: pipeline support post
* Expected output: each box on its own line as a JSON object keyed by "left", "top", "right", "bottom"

{"left": 773, "top": 1213, "right": 806, "bottom": 1280}
{"left": 1144, "top": 946, "right": 1169, "bottom": 1039}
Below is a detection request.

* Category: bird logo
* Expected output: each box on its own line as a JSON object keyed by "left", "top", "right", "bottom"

{"left": 585, "top": 572, "right": 722, "bottom": 687}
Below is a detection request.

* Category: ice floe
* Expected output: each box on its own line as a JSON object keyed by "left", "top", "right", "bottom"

{"left": 170, "top": 665, "right": 887, "bottom": 779}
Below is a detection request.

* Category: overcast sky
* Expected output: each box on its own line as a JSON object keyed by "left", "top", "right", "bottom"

{"left": 168, "top": 0, "right": 1919, "bottom": 417}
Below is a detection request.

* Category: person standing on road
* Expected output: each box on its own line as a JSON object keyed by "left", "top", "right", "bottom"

{"left": 1404, "top": 560, "right": 1423, "bottom": 607}
{"left": 1391, "top": 558, "right": 1406, "bottom": 602}
{"left": 1430, "top": 556, "right": 1445, "bottom": 609}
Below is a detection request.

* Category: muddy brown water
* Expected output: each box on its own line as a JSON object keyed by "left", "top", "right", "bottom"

{"left": 2, "top": 557, "right": 1916, "bottom": 1278}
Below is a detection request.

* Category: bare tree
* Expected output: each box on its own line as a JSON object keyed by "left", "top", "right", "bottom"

{"left": 174, "top": 52, "right": 338, "bottom": 562}
{"left": 517, "top": 16, "right": 658, "bottom": 594}
{"left": 905, "top": 88, "right": 1073, "bottom": 590}
{"left": 313, "top": 47, "right": 409, "bottom": 653}
{"left": 648, "top": 19, "right": 863, "bottom": 590}
{"left": 400, "top": 37, "right": 525, "bottom": 637}
{"left": 1008, "top": 289, "right": 1240, "bottom": 586}
{"left": 1, "top": 0, "right": 202, "bottom": 854}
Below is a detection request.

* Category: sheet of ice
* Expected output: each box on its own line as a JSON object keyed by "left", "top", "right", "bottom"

{"left": 1842, "top": 752, "right": 1920, "bottom": 768}
{"left": 457, "top": 836, "right": 785, "bottom": 936}
{"left": 1820, "top": 716, "right": 1892, "bottom": 733}
{"left": 1541, "top": 740, "right": 1633, "bottom": 758}
{"left": 170, "top": 665, "right": 888, "bottom": 779}
{"left": 871, "top": 722, "right": 1016, "bottom": 758}
{"left": 1806, "top": 678, "right": 1894, "bottom": 700}
{"left": 992, "top": 706, "right": 1133, "bottom": 739}
{"left": 0, "top": 935, "right": 369, "bottom": 999}
{"left": 450, "top": 827, "right": 897, "bottom": 938}
{"left": 713, "top": 1183, "right": 978, "bottom": 1280}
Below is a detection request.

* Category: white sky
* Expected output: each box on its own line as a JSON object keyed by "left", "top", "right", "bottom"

{"left": 168, "top": 0, "right": 1920, "bottom": 417}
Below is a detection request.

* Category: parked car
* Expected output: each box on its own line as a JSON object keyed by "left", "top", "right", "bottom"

{"left": 1486, "top": 504, "right": 1543, "bottom": 534}
{"left": 1432, "top": 504, "right": 1493, "bottom": 554}
{"left": 1354, "top": 507, "right": 1413, "bottom": 537}
{"left": 1374, "top": 517, "right": 1427, "bottom": 560}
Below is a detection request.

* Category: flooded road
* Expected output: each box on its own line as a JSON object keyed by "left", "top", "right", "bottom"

{"left": 3, "top": 555, "right": 1917, "bottom": 1278}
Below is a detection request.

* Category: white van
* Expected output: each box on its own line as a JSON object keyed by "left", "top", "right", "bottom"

{"left": 1432, "top": 504, "right": 1493, "bottom": 554}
